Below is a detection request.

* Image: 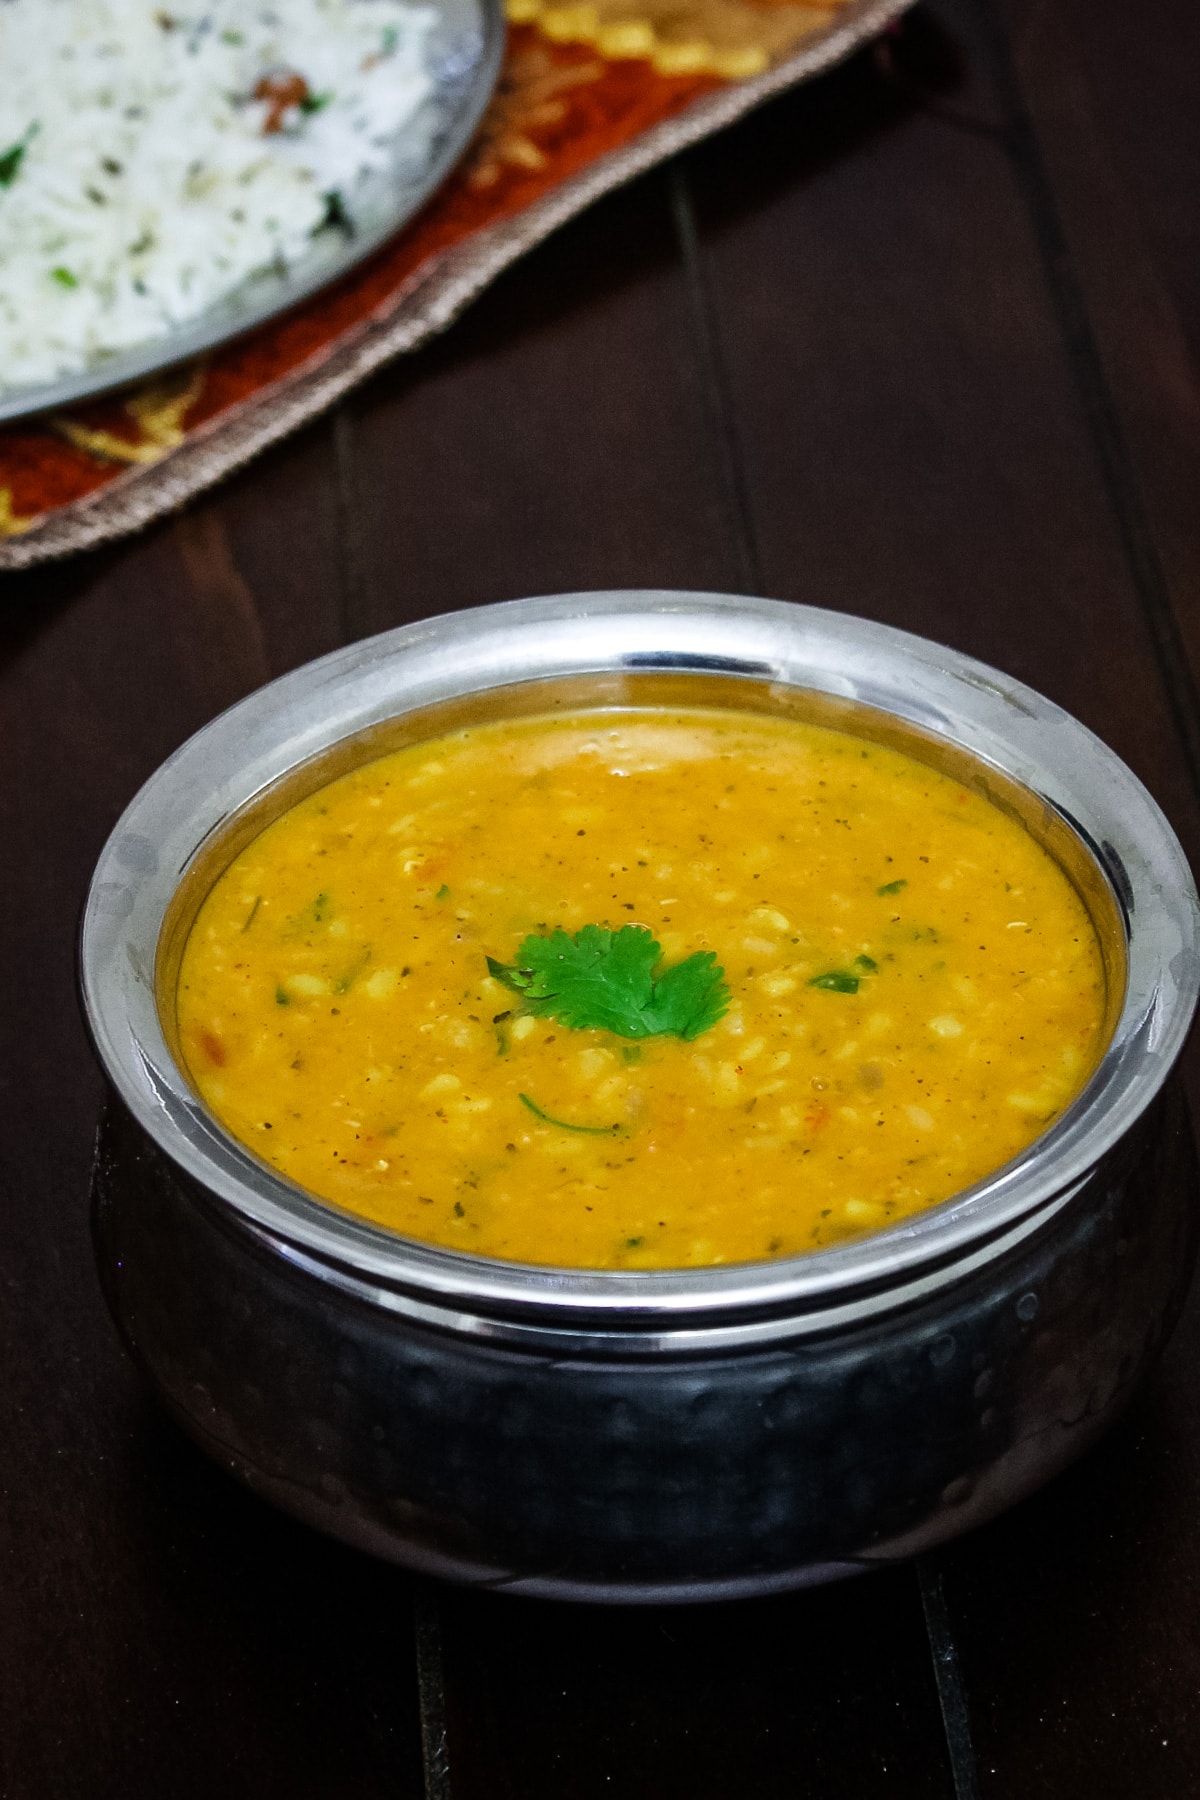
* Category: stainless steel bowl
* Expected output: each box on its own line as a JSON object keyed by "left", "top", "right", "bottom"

{"left": 81, "top": 592, "right": 1200, "bottom": 1600}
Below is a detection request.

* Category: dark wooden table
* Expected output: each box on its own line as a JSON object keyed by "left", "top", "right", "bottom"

{"left": 5, "top": 0, "right": 1200, "bottom": 1792}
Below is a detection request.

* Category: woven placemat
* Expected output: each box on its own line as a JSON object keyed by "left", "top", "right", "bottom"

{"left": 0, "top": 0, "right": 908, "bottom": 571}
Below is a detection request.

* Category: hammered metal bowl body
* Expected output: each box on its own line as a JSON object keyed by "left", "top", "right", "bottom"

{"left": 81, "top": 593, "right": 1200, "bottom": 1600}
{"left": 92, "top": 1085, "right": 1197, "bottom": 1600}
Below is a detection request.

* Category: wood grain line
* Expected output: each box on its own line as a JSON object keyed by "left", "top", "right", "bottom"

{"left": 414, "top": 1586, "right": 453, "bottom": 1800}
{"left": 332, "top": 405, "right": 375, "bottom": 646}
{"left": 668, "top": 162, "right": 765, "bottom": 596}
{"left": 919, "top": 1559, "right": 981, "bottom": 1800}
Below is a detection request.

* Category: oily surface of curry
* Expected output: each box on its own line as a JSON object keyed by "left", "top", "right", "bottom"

{"left": 176, "top": 708, "right": 1108, "bottom": 1268}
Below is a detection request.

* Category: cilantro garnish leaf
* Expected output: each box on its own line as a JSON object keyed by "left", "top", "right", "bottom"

{"left": 877, "top": 878, "right": 907, "bottom": 896}
{"left": 644, "top": 953, "right": 728, "bottom": 1038}
{"left": 487, "top": 924, "right": 729, "bottom": 1042}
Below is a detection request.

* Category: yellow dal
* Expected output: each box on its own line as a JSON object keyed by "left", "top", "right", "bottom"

{"left": 176, "top": 708, "right": 1108, "bottom": 1268}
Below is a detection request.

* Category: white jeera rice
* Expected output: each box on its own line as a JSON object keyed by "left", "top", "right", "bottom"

{"left": 0, "top": 0, "right": 440, "bottom": 395}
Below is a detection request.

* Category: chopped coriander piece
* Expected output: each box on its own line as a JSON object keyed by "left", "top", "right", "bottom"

{"left": 877, "top": 878, "right": 907, "bottom": 895}
{"left": 299, "top": 89, "right": 332, "bottom": 113}
{"left": 313, "top": 187, "right": 353, "bottom": 237}
{"left": 810, "top": 970, "right": 862, "bottom": 994}
{"left": 51, "top": 267, "right": 78, "bottom": 288}
{"left": 810, "top": 956, "right": 876, "bottom": 995}
{"left": 0, "top": 140, "right": 28, "bottom": 188}
{"left": 519, "top": 1093, "right": 622, "bottom": 1136}
{"left": 435, "top": 883, "right": 451, "bottom": 900}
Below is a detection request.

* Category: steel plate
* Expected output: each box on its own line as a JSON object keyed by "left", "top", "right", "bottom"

{"left": 0, "top": 0, "right": 504, "bottom": 425}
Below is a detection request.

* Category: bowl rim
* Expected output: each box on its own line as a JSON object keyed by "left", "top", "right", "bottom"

{"left": 79, "top": 590, "right": 1200, "bottom": 1328}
